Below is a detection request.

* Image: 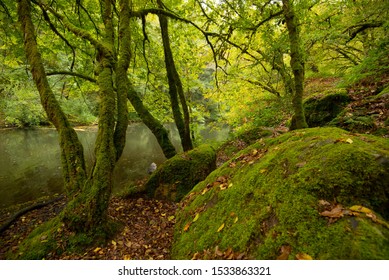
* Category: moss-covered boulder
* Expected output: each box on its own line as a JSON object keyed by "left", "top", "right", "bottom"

{"left": 172, "top": 127, "right": 389, "bottom": 259}
{"left": 304, "top": 91, "right": 350, "bottom": 127}
{"left": 145, "top": 144, "right": 216, "bottom": 202}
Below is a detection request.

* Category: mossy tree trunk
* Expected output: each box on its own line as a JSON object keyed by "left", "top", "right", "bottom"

{"left": 17, "top": 0, "right": 130, "bottom": 233}
{"left": 282, "top": 0, "right": 308, "bottom": 130}
{"left": 157, "top": 0, "right": 193, "bottom": 151}
{"left": 17, "top": 0, "right": 87, "bottom": 197}
{"left": 126, "top": 88, "right": 177, "bottom": 158}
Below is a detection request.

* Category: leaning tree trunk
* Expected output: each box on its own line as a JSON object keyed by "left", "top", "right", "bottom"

{"left": 127, "top": 88, "right": 177, "bottom": 158}
{"left": 282, "top": 0, "right": 308, "bottom": 130}
{"left": 157, "top": 0, "right": 193, "bottom": 151}
{"left": 18, "top": 0, "right": 128, "bottom": 234}
{"left": 17, "top": 0, "right": 87, "bottom": 196}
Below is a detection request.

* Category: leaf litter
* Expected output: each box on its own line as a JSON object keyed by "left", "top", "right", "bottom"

{"left": 0, "top": 196, "right": 177, "bottom": 260}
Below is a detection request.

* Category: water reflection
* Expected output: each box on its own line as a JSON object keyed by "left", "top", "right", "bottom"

{"left": 0, "top": 124, "right": 229, "bottom": 208}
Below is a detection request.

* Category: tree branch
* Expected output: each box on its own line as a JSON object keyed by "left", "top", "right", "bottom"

{"left": 345, "top": 21, "right": 383, "bottom": 43}
{"left": 47, "top": 70, "right": 97, "bottom": 83}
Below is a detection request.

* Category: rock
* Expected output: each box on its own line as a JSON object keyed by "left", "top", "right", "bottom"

{"left": 304, "top": 91, "right": 351, "bottom": 127}
{"left": 144, "top": 144, "right": 217, "bottom": 202}
{"left": 172, "top": 127, "right": 389, "bottom": 259}
{"left": 147, "top": 162, "right": 157, "bottom": 174}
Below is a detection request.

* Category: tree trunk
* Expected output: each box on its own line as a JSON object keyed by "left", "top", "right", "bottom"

{"left": 17, "top": 0, "right": 87, "bottom": 196}
{"left": 127, "top": 88, "right": 177, "bottom": 158}
{"left": 157, "top": 0, "right": 193, "bottom": 151}
{"left": 17, "top": 0, "right": 128, "bottom": 234}
{"left": 282, "top": 0, "right": 308, "bottom": 130}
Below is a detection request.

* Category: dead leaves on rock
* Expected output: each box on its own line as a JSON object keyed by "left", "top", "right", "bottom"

{"left": 230, "top": 148, "right": 268, "bottom": 168}
{"left": 318, "top": 200, "right": 389, "bottom": 229}
{"left": 276, "top": 245, "right": 313, "bottom": 260}
{"left": 191, "top": 245, "right": 246, "bottom": 260}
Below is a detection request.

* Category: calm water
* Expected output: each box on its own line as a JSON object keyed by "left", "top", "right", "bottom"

{"left": 0, "top": 124, "right": 229, "bottom": 209}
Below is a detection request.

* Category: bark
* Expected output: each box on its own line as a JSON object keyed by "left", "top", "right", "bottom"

{"left": 127, "top": 88, "right": 177, "bottom": 159}
{"left": 282, "top": 0, "right": 308, "bottom": 130}
{"left": 17, "top": 0, "right": 87, "bottom": 195}
{"left": 71, "top": 0, "right": 117, "bottom": 230}
{"left": 157, "top": 0, "right": 193, "bottom": 151}
{"left": 114, "top": 0, "right": 130, "bottom": 161}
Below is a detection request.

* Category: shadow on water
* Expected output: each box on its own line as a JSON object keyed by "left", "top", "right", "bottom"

{"left": 0, "top": 124, "right": 229, "bottom": 209}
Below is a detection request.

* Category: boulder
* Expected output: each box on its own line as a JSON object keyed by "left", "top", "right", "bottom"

{"left": 304, "top": 91, "right": 350, "bottom": 127}
{"left": 145, "top": 144, "right": 216, "bottom": 202}
{"left": 172, "top": 127, "right": 389, "bottom": 259}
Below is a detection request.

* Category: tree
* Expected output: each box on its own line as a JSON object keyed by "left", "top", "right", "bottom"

{"left": 282, "top": 0, "right": 307, "bottom": 129}
{"left": 157, "top": 0, "right": 193, "bottom": 151}
{"left": 14, "top": 0, "right": 131, "bottom": 257}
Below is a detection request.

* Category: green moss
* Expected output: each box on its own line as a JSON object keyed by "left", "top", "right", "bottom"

{"left": 304, "top": 91, "right": 350, "bottom": 127}
{"left": 145, "top": 144, "right": 216, "bottom": 202}
{"left": 172, "top": 127, "right": 389, "bottom": 259}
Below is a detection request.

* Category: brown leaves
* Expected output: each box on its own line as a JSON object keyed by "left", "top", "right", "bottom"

{"left": 277, "top": 245, "right": 313, "bottom": 260}
{"left": 319, "top": 200, "right": 389, "bottom": 229}
{"left": 334, "top": 138, "right": 353, "bottom": 144}
{"left": 57, "top": 197, "right": 176, "bottom": 260}
{"left": 191, "top": 246, "right": 246, "bottom": 260}
{"left": 231, "top": 148, "right": 268, "bottom": 167}
{"left": 277, "top": 245, "right": 291, "bottom": 260}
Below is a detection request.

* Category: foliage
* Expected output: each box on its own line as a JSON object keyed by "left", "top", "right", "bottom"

{"left": 2, "top": 80, "right": 47, "bottom": 127}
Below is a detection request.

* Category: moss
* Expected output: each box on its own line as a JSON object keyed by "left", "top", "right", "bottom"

{"left": 304, "top": 91, "right": 351, "bottom": 127}
{"left": 172, "top": 127, "right": 389, "bottom": 259}
{"left": 145, "top": 144, "right": 216, "bottom": 202}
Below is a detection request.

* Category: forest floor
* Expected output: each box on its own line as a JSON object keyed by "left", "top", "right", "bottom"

{"left": 0, "top": 195, "right": 177, "bottom": 260}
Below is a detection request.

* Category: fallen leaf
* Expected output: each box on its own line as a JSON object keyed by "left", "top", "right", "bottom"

{"left": 234, "top": 217, "right": 239, "bottom": 223}
{"left": 366, "top": 212, "right": 377, "bottom": 222}
{"left": 320, "top": 204, "right": 344, "bottom": 218}
{"left": 168, "top": 215, "right": 175, "bottom": 222}
{"left": 346, "top": 138, "right": 353, "bottom": 144}
{"left": 252, "top": 149, "right": 258, "bottom": 156}
{"left": 93, "top": 247, "right": 102, "bottom": 253}
{"left": 349, "top": 205, "right": 373, "bottom": 214}
{"left": 191, "top": 252, "right": 201, "bottom": 260}
{"left": 277, "top": 245, "right": 291, "bottom": 260}
{"left": 217, "top": 223, "right": 225, "bottom": 232}
{"left": 215, "top": 246, "right": 224, "bottom": 257}
{"left": 260, "top": 169, "right": 267, "bottom": 174}
{"left": 296, "top": 252, "right": 313, "bottom": 260}
{"left": 318, "top": 200, "right": 331, "bottom": 206}
{"left": 193, "top": 213, "right": 200, "bottom": 222}
{"left": 183, "top": 222, "right": 191, "bottom": 232}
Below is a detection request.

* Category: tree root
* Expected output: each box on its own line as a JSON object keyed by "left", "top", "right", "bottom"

{"left": 0, "top": 195, "right": 65, "bottom": 234}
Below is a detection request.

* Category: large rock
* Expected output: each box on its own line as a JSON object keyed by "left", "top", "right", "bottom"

{"left": 172, "top": 127, "right": 389, "bottom": 259}
{"left": 145, "top": 144, "right": 216, "bottom": 202}
{"left": 304, "top": 91, "right": 350, "bottom": 127}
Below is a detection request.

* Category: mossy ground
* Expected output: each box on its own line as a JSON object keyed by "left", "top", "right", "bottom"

{"left": 171, "top": 127, "right": 389, "bottom": 259}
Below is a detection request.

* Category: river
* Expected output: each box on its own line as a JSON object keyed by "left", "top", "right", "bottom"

{"left": 0, "top": 123, "right": 229, "bottom": 209}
